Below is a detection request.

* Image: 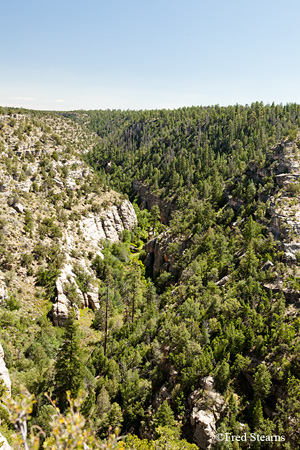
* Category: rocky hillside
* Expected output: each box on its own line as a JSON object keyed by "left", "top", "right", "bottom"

{"left": 269, "top": 140, "right": 300, "bottom": 259}
{"left": 144, "top": 138, "right": 300, "bottom": 281}
{"left": 0, "top": 111, "right": 137, "bottom": 325}
{"left": 2, "top": 104, "right": 300, "bottom": 450}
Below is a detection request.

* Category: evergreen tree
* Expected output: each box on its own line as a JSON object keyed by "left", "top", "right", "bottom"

{"left": 154, "top": 401, "right": 178, "bottom": 432}
{"left": 53, "top": 309, "right": 84, "bottom": 411}
{"left": 150, "top": 205, "right": 161, "bottom": 235}
{"left": 253, "top": 364, "right": 272, "bottom": 401}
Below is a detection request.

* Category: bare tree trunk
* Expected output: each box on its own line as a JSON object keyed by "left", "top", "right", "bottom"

{"left": 132, "top": 288, "right": 136, "bottom": 323}
{"left": 104, "top": 285, "right": 109, "bottom": 356}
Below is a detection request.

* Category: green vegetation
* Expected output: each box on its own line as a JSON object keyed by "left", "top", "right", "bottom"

{"left": 1, "top": 104, "right": 300, "bottom": 449}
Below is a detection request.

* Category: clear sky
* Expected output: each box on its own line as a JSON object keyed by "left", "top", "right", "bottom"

{"left": 1, "top": 0, "right": 300, "bottom": 111}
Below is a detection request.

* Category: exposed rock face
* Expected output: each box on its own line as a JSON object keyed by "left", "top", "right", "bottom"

{"left": 84, "top": 289, "right": 100, "bottom": 311}
{"left": 144, "top": 231, "right": 187, "bottom": 277}
{"left": 52, "top": 262, "right": 82, "bottom": 326}
{"left": 0, "top": 279, "right": 8, "bottom": 303}
{"left": 0, "top": 432, "right": 12, "bottom": 450}
{"left": 153, "top": 385, "right": 171, "bottom": 409}
{"left": 119, "top": 199, "right": 138, "bottom": 230}
{"left": 80, "top": 200, "right": 137, "bottom": 248}
{"left": 52, "top": 261, "right": 93, "bottom": 326}
{"left": 133, "top": 181, "right": 175, "bottom": 224}
{"left": 264, "top": 282, "right": 300, "bottom": 303}
{"left": 268, "top": 141, "right": 300, "bottom": 262}
{"left": 215, "top": 275, "right": 230, "bottom": 287}
{"left": 225, "top": 141, "right": 300, "bottom": 266}
{"left": 144, "top": 232, "right": 172, "bottom": 277}
{"left": 191, "top": 409, "right": 216, "bottom": 450}
{"left": 189, "top": 376, "right": 224, "bottom": 450}
{"left": 0, "top": 342, "right": 11, "bottom": 396}
{"left": 52, "top": 200, "right": 137, "bottom": 325}
{"left": 52, "top": 299, "right": 70, "bottom": 327}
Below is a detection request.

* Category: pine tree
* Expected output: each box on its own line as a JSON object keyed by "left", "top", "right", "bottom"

{"left": 252, "top": 398, "right": 264, "bottom": 428}
{"left": 54, "top": 309, "right": 84, "bottom": 412}
{"left": 154, "top": 401, "right": 177, "bottom": 429}
{"left": 150, "top": 205, "right": 161, "bottom": 235}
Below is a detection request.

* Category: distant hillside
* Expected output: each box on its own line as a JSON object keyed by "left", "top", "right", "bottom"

{"left": 76, "top": 103, "right": 300, "bottom": 448}
{"left": 1, "top": 104, "right": 300, "bottom": 449}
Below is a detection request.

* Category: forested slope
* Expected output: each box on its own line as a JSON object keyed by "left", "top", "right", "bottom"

{"left": 72, "top": 103, "right": 300, "bottom": 449}
{"left": 0, "top": 104, "right": 300, "bottom": 449}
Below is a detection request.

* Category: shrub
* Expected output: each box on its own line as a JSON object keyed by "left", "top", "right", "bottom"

{"left": 36, "top": 266, "right": 60, "bottom": 301}
{"left": 5, "top": 294, "right": 21, "bottom": 311}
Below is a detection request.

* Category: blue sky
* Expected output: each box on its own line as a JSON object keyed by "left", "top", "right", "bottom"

{"left": 1, "top": 0, "right": 300, "bottom": 110}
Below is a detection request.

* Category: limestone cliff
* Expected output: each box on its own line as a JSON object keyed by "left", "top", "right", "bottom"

{"left": 0, "top": 111, "right": 137, "bottom": 324}
{"left": 79, "top": 199, "right": 137, "bottom": 248}
{"left": 52, "top": 200, "right": 137, "bottom": 326}
{"left": 133, "top": 180, "right": 175, "bottom": 225}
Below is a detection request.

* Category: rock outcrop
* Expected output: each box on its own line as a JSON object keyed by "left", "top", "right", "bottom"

{"left": 52, "top": 200, "right": 137, "bottom": 325}
{"left": 144, "top": 231, "right": 187, "bottom": 277}
{"left": 0, "top": 433, "right": 12, "bottom": 450}
{"left": 84, "top": 289, "right": 100, "bottom": 311}
{"left": 0, "top": 279, "right": 8, "bottom": 303}
{"left": 268, "top": 141, "right": 300, "bottom": 262}
{"left": 189, "top": 376, "right": 224, "bottom": 450}
{"left": 52, "top": 299, "right": 70, "bottom": 327}
{"left": 263, "top": 281, "right": 300, "bottom": 304}
{"left": 52, "top": 262, "right": 82, "bottom": 326}
{"left": 133, "top": 181, "right": 175, "bottom": 224}
{"left": 80, "top": 200, "right": 137, "bottom": 248}
{"left": 52, "top": 260, "right": 95, "bottom": 326}
{"left": 0, "top": 342, "right": 11, "bottom": 396}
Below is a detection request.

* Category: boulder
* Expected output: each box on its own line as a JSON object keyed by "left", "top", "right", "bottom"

{"left": 189, "top": 377, "right": 224, "bottom": 450}
{"left": 190, "top": 409, "right": 216, "bottom": 450}
{"left": 261, "top": 260, "right": 274, "bottom": 271}
{"left": 200, "top": 376, "right": 215, "bottom": 391}
{"left": 0, "top": 432, "right": 12, "bottom": 450}
{"left": 52, "top": 296, "right": 69, "bottom": 327}
{"left": 85, "top": 291, "right": 100, "bottom": 311}
{"left": 0, "top": 280, "right": 8, "bottom": 303}
{"left": 215, "top": 275, "right": 230, "bottom": 287}
{"left": 52, "top": 263, "right": 83, "bottom": 326}
{"left": 0, "top": 343, "right": 11, "bottom": 396}
{"left": 13, "top": 202, "right": 24, "bottom": 213}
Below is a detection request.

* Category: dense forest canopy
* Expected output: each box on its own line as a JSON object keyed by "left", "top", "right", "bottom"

{"left": 82, "top": 102, "right": 300, "bottom": 199}
{"left": 78, "top": 103, "right": 300, "bottom": 448}
{"left": 0, "top": 103, "right": 300, "bottom": 449}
